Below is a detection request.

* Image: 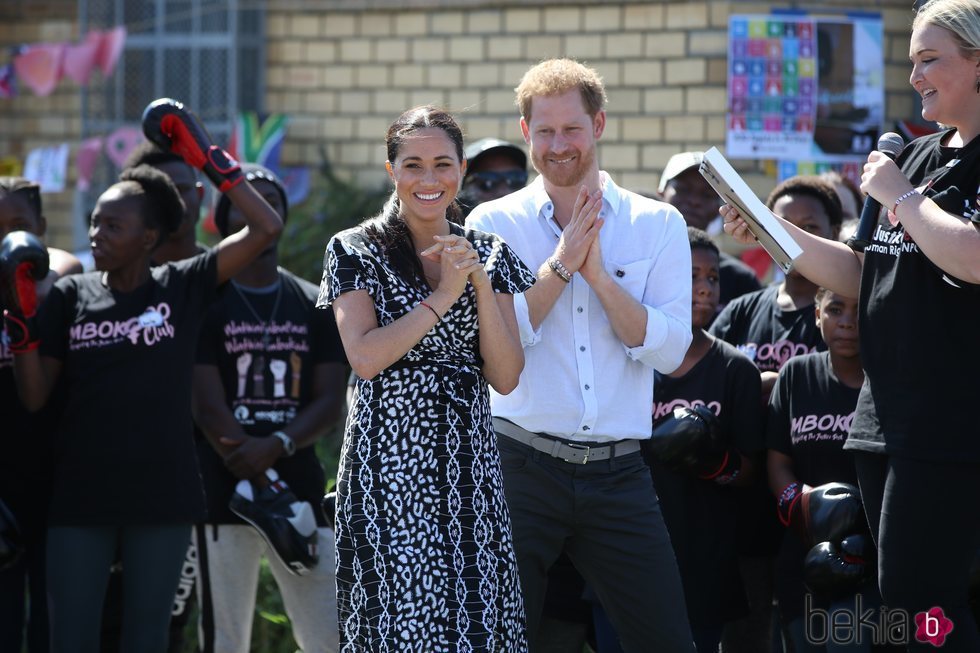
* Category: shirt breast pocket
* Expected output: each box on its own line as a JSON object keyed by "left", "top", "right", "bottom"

{"left": 606, "top": 259, "right": 653, "bottom": 301}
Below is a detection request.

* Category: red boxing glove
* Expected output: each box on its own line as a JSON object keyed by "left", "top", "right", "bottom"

{"left": 1, "top": 231, "right": 48, "bottom": 354}
{"left": 141, "top": 98, "right": 244, "bottom": 193}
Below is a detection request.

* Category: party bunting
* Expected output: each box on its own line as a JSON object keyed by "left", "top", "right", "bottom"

{"left": 95, "top": 26, "right": 126, "bottom": 77}
{"left": 75, "top": 137, "right": 105, "bottom": 191}
{"left": 2, "top": 27, "right": 126, "bottom": 98}
{"left": 0, "top": 63, "right": 15, "bottom": 98}
{"left": 14, "top": 43, "right": 65, "bottom": 97}
{"left": 63, "top": 35, "right": 100, "bottom": 86}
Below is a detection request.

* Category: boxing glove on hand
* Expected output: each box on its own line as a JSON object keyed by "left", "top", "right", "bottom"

{"left": 141, "top": 98, "right": 244, "bottom": 193}
{"left": 648, "top": 405, "right": 742, "bottom": 483}
{"left": 1, "top": 231, "right": 49, "bottom": 354}
{"left": 780, "top": 482, "right": 866, "bottom": 548}
{"left": 804, "top": 534, "right": 873, "bottom": 599}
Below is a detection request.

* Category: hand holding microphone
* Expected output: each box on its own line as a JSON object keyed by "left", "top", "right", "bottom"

{"left": 847, "top": 132, "right": 906, "bottom": 252}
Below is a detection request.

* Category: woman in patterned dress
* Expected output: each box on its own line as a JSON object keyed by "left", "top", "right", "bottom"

{"left": 318, "top": 106, "right": 533, "bottom": 652}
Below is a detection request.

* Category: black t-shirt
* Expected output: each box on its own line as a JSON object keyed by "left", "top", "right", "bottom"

{"left": 38, "top": 252, "right": 219, "bottom": 526}
{"left": 847, "top": 129, "right": 980, "bottom": 462}
{"left": 708, "top": 285, "right": 825, "bottom": 373}
{"left": 1, "top": 306, "right": 61, "bottom": 537}
{"left": 766, "top": 351, "right": 860, "bottom": 489}
{"left": 718, "top": 252, "right": 762, "bottom": 316}
{"left": 768, "top": 351, "right": 864, "bottom": 620}
{"left": 195, "top": 269, "right": 346, "bottom": 526}
{"left": 647, "top": 337, "right": 764, "bottom": 627}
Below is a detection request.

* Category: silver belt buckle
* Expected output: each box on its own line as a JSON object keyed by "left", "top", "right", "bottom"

{"left": 563, "top": 442, "right": 591, "bottom": 464}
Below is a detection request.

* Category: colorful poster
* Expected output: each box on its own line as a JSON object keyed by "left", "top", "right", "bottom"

{"left": 727, "top": 14, "right": 884, "bottom": 162}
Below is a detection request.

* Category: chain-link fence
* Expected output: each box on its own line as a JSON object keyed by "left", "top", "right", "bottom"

{"left": 73, "top": 0, "right": 265, "bottom": 247}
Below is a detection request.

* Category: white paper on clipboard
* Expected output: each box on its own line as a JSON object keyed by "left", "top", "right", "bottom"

{"left": 698, "top": 147, "right": 803, "bottom": 273}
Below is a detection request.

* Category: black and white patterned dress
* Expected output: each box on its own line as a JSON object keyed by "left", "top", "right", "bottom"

{"left": 318, "top": 221, "right": 534, "bottom": 653}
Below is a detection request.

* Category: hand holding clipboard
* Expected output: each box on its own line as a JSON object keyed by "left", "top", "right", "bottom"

{"left": 698, "top": 147, "right": 803, "bottom": 273}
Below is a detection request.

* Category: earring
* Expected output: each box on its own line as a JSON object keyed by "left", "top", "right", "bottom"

{"left": 976, "top": 77, "right": 980, "bottom": 94}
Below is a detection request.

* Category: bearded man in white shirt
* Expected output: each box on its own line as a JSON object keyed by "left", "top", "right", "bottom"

{"left": 467, "top": 58, "right": 696, "bottom": 653}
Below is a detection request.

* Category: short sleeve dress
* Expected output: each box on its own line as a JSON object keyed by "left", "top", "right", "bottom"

{"left": 318, "top": 221, "right": 535, "bottom": 653}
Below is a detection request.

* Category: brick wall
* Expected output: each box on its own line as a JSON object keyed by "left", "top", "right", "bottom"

{"left": 0, "top": 2, "right": 83, "bottom": 248}
{"left": 266, "top": 0, "right": 918, "bottom": 200}
{"left": 0, "top": 1, "right": 920, "bottom": 250}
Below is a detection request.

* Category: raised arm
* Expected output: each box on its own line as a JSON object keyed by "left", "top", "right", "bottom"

{"left": 2, "top": 231, "right": 63, "bottom": 410}
{"left": 140, "top": 98, "right": 282, "bottom": 285}
{"left": 862, "top": 151, "right": 980, "bottom": 284}
{"left": 468, "top": 266, "right": 523, "bottom": 394}
{"left": 721, "top": 204, "right": 863, "bottom": 298}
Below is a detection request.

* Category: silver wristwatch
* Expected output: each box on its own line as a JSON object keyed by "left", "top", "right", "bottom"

{"left": 271, "top": 430, "right": 296, "bottom": 457}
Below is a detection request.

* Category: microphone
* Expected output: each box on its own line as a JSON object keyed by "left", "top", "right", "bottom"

{"left": 847, "top": 132, "right": 906, "bottom": 252}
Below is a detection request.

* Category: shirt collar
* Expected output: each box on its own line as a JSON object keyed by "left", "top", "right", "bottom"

{"left": 530, "top": 171, "right": 623, "bottom": 222}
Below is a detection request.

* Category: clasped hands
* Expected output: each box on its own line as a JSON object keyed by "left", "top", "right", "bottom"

{"left": 420, "top": 234, "right": 489, "bottom": 295}
{"left": 554, "top": 186, "right": 606, "bottom": 284}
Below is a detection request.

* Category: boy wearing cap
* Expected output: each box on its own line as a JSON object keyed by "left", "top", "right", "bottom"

{"left": 192, "top": 164, "right": 347, "bottom": 652}
{"left": 656, "top": 152, "right": 760, "bottom": 315}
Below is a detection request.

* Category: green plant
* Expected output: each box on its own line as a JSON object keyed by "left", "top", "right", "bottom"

{"left": 278, "top": 148, "right": 389, "bottom": 285}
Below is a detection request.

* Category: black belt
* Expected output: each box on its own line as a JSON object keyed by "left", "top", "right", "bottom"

{"left": 493, "top": 418, "right": 640, "bottom": 465}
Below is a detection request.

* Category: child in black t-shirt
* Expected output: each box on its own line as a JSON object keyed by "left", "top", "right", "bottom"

{"left": 5, "top": 101, "right": 283, "bottom": 652}
{"left": 711, "top": 176, "right": 843, "bottom": 653}
{"left": 710, "top": 175, "right": 843, "bottom": 397}
{"left": 591, "top": 228, "right": 764, "bottom": 653}
{"left": 766, "top": 288, "right": 875, "bottom": 652}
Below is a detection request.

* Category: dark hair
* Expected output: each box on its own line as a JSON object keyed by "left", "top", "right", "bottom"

{"left": 214, "top": 163, "right": 289, "bottom": 238}
{"left": 688, "top": 226, "right": 719, "bottom": 258}
{"left": 362, "top": 105, "right": 465, "bottom": 289}
{"left": 0, "top": 177, "right": 42, "bottom": 224}
{"left": 122, "top": 140, "right": 189, "bottom": 171}
{"left": 117, "top": 165, "right": 185, "bottom": 247}
{"left": 765, "top": 175, "right": 844, "bottom": 229}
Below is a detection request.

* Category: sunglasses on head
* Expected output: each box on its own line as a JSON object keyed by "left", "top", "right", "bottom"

{"left": 465, "top": 170, "right": 528, "bottom": 193}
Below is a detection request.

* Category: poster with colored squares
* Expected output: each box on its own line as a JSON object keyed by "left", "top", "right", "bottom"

{"left": 727, "top": 14, "right": 884, "bottom": 163}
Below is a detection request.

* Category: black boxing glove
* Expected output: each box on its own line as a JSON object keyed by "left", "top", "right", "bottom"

{"left": 804, "top": 534, "right": 874, "bottom": 600}
{"left": 141, "top": 98, "right": 244, "bottom": 193}
{"left": 782, "top": 482, "right": 866, "bottom": 548}
{"left": 320, "top": 491, "right": 336, "bottom": 530}
{"left": 647, "top": 405, "right": 743, "bottom": 484}
{"left": 1, "top": 231, "right": 49, "bottom": 354}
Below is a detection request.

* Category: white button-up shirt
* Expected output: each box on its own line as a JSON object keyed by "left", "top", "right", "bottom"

{"left": 467, "top": 173, "right": 692, "bottom": 442}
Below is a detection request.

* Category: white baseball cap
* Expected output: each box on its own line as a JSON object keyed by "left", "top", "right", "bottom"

{"left": 658, "top": 151, "right": 704, "bottom": 194}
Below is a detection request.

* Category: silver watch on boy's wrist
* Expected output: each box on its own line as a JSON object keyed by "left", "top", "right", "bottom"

{"left": 271, "top": 431, "right": 296, "bottom": 457}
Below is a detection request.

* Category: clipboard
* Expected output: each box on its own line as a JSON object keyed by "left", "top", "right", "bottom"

{"left": 698, "top": 147, "right": 803, "bottom": 273}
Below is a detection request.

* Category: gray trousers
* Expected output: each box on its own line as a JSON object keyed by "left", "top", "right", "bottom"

{"left": 496, "top": 434, "right": 696, "bottom": 653}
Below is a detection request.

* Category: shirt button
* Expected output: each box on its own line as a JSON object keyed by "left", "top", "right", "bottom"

{"left": 584, "top": 384, "right": 590, "bottom": 390}
{"left": 577, "top": 306, "right": 583, "bottom": 313}
{"left": 579, "top": 346, "right": 586, "bottom": 352}
{"left": 582, "top": 425, "right": 591, "bottom": 431}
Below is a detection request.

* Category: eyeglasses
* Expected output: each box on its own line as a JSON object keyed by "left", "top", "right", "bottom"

{"left": 465, "top": 170, "right": 528, "bottom": 193}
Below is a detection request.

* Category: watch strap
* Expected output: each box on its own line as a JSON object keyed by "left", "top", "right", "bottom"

{"left": 271, "top": 430, "right": 296, "bottom": 457}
